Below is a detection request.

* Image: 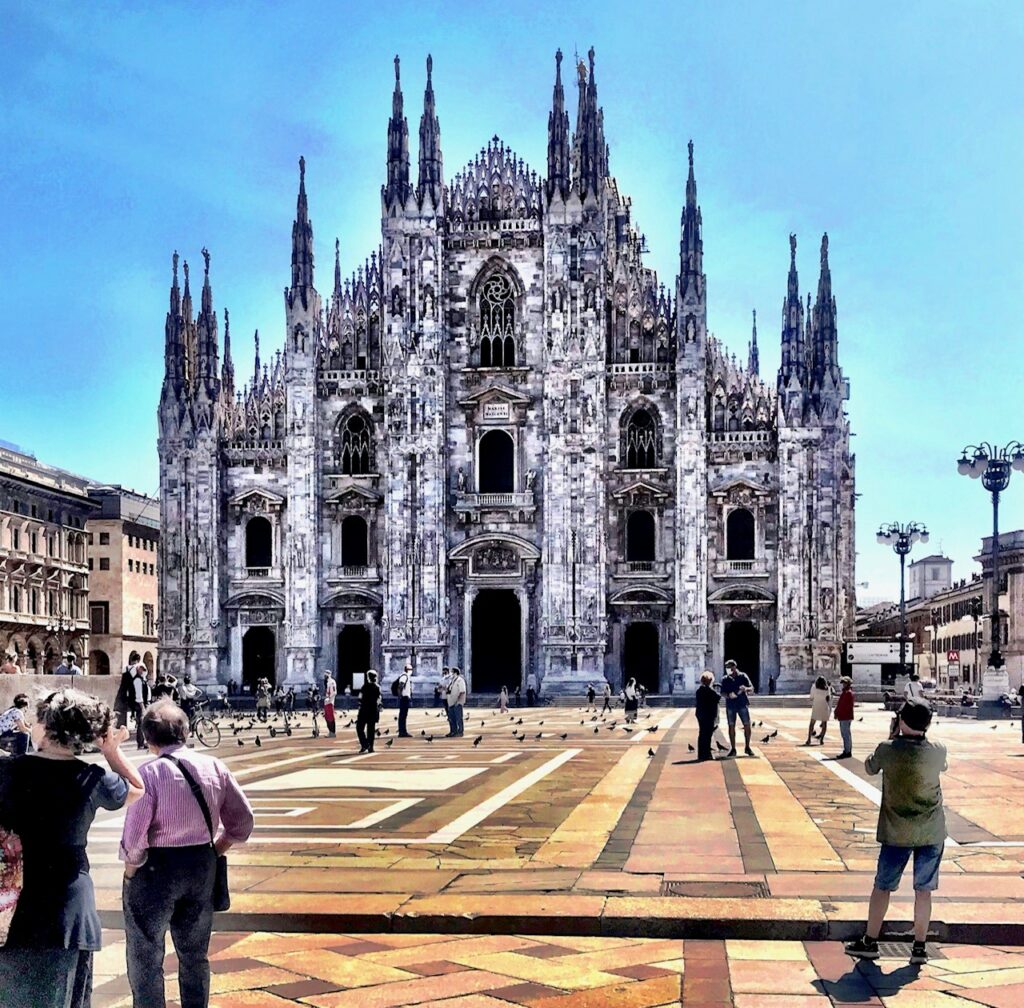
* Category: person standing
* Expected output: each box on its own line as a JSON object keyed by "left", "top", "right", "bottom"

{"left": 622, "top": 678, "right": 639, "bottom": 723}
{"left": 845, "top": 699, "right": 947, "bottom": 966}
{"left": 721, "top": 659, "right": 755, "bottom": 758}
{"left": 53, "top": 653, "right": 76, "bottom": 676}
{"left": 586, "top": 683, "right": 596, "bottom": 711}
{"left": 439, "top": 667, "right": 451, "bottom": 719}
{"left": 121, "top": 701, "right": 254, "bottom": 1008}
{"left": 601, "top": 680, "right": 613, "bottom": 714}
{"left": 115, "top": 652, "right": 141, "bottom": 729}
{"left": 446, "top": 667, "right": 467, "bottom": 738}
{"left": 356, "top": 670, "right": 382, "bottom": 753}
{"left": 768, "top": 672, "right": 777, "bottom": 696}
{"left": 322, "top": 671, "right": 337, "bottom": 737}
{"left": 835, "top": 676, "right": 855, "bottom": 759}
{"left": 499, "top": 685, "right": 509, "bottom": 714}
{"left": 0, "top": 649, "right": 19, "bottom": 674}
{"left": 129, "top": 663, "right": 151, "bottom": 750}
{"left": 526, "top": 671, "right": 538, "bottom": 707}
{"left": 904, "top": 672, "right": 926, "bottom": 703}
{"left": 397, "top": 664, "right": 413, "bottom": 738}
{"left": 284, "top": 686, "right": 295, "bottom": 713}
{"left": 806, "top": 675, "right": 833, "bottom": 746}
{"left": 695, "top": 672, "right": 720, "bottom": 762}
{"left": 0, "top": 689, "right": 143, "bottom": 1008}
{"left": 255, "top": 677, "right": 271, "bottom": 722}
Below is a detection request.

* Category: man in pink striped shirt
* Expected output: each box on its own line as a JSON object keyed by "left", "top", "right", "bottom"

{"left": 120, "top": 700, "right": 254, "bottom": 1008}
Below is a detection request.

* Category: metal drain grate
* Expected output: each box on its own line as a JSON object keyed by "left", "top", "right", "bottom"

{"left": 659, "top": 880, "right": 770, "bottom": 899}
{"left": 876, "top": 942, "right": 946, "bottom": 960}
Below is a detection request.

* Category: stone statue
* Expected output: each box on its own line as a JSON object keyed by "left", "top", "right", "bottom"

{"left": 456, "top": 467, "right": 466, "bottom": 492}
{"left": 525, "top": 468, "right": 536, "bottom": 490}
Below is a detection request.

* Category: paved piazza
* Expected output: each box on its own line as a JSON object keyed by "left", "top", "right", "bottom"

{"left": 86, "top": 701, "right": 1024, "bottom": 1006}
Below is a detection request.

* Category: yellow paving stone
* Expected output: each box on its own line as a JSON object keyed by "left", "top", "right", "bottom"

{"left": 209, "top": 967, "right": 308, "bottom": 995}
{"left": 726, "top": 939, "right": 811, "bottom": 961}
{"left": 442, "top": 950, "right": 629, "bottom": 990}
{"left": 734, "top": 997, "right": 831, "bottom": 1007}
{"left": 527, "top": 975, "right": 682, "bottom": 1008}
{"left": 876, "top": 994, "right": 981, "bottom": 1007}
{"left": 261, "top": 949, "right": 421, "bottom": 987}
{"left": 358, "top": 934, "right": 542, "bottom": 966}
{"left": 650, "top": 958, "right": 686, "bottom": 974}
{"left": 935, "top": 965, "right": 1024, "bottom": 989}
{"left": 211, "top": 933, "right": 365, "bottom": 959}
{"left": 296, "top": 969, "right": 521, "bottom": 1008}
{"left": 729, "top": 960, "right": 823, "bottom": 995}
{"left": 551, "top": 939, "right": 683, "bottom": 972}
{"left": 413, "top": 997, "right": 526, "bottom": 1008}
{"left": 209, "top": 993, "right": 300, "bottom": 1008}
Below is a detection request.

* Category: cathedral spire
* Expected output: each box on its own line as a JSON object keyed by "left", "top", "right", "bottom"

{"left": 384, "top": 55, "right": 411, "bottom": 210}
{"left": 416, "top": 54, "right": 444, "bottom": 210}
{"left": 778, "top": 233, "right": 805, "bottom": 389}
{"left": 679, "top": 140, "right": 703, "bottom": 283}
{"left": 572, "top": 47, "right": 605, "bottom": 197}
{"left": 748, "top": 309, "right": 760, "bottom": 376}
{"left": 288, "top": 156, "right": 315, "bottom": 307}
{"left": 811, "top": 231, "right": 839, "bottom": 386}
{"left": 253, "top": 329, "right": 261, "bottom": 386}
{"left": 546, "top": 49, "right": 570, "bottom": 200}
{"left": 194, "top": 247, "right": 220, "bottom": 401}
{"left": 221, "top": 307, "right": 234, "bottom": 398}
{"left": 162, "top": 251, "right": 185, "bottom": 398}
{"left": 333, "top": 237, "right": 342, "bottom": 297}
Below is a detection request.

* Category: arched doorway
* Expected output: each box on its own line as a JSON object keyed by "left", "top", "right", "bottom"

{"left": 624, "top": 622, "right": 660, "bottom": 693}
{"left": 478, "top": 430, "right": 514, "bottom": 493}
{"left": 341, "top": 516, "right": 368, "bottom": 567}
{"left": 726, "top": 508, "right": 755, "bottom": 560}
{"left": 471, "top": 590, "right": 521, "bottom": 692}
{"left": 245, "top": 516, "right": 273, "bottom": 568}
{"left": 89, "top": 650, "right": 110, "bottom": 676}
{"left": 337, "top": 625, "right": 371, "bottom": 692}
{"left": 724, "top": 621, "right": 760, "bottom": 692}
{"left": 242, "top": 626, "right": 276, "bottom": 691}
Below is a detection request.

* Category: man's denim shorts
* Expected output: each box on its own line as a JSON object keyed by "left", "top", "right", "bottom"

{"left": 725, "top": 703, "right": 751, "bottom": 728}
{"left": 874, "top": 843, "right": 944, "bottom": 892}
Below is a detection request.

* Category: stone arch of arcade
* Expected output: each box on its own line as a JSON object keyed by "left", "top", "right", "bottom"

{"left": 323, "top": 588, "right": 383, "bottom": 693}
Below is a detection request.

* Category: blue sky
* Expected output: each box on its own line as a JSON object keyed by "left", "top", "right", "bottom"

{"left": 1, "top": 1, "right": 1022, "bottom": 602}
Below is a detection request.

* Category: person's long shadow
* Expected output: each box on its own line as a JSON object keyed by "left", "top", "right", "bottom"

{"left": 814, "top": 961, "right": 921, "bottom": 1002}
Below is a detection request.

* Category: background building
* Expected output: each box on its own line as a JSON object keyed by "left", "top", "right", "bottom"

{"left": 158, "top": 52, "right": 856, "bottom": 695}
{"left": 86, "top": 486, "right": 160, "bottom": 677}
{"left": 0, "top": 443, "right": 94, "bottom": 671}
{"left": 907, "top": 553, "right": 953, "bottom": 602}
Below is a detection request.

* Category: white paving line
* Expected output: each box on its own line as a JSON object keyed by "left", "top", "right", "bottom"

{"left": 426, "top": 747, "right": 582, "bottom": 844}
{"left": 630, "top": 709, "right": 683, "bottom": 742}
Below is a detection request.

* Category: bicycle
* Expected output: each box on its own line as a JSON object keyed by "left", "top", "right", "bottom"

{"left": 188, "top": 700, "right": 222, "bottom": 748}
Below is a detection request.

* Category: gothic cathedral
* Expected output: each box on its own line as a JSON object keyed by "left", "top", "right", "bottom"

{"left": 157, "top": 51, "right": 855, "bottom": 696}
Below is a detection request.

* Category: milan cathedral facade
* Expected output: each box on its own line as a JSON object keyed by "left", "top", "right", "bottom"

{"left": 157, "top": 51, "right": 855, "bottom": 696}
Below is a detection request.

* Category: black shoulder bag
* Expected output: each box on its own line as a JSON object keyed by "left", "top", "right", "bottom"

{"left": 160, "top": 755, "right": 230, "bottom": 911}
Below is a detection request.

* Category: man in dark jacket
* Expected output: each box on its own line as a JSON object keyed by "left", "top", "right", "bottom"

{"left": 695, "top": 672, "right": 720, "bottom": 761}
{"left": 356, "top": 670, "right": 382, "bottom": 753}
{"left": 115, "top": 651, "right": 141, "bottom": 728}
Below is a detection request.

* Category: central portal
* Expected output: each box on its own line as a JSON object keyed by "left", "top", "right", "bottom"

{"left": 624, "top": 622, "right": 660, "bottom": 693}
{"left": 471, "top": 589, "right": 521, "bottom": 692}
{"left": 724, "top": 620, "right": 760, "bottom": 692}
{"left": 337, "top": 625, "right": 371, "bottom": 692}
{"left": 242, "top": 626, "right": 276, "bottom": 691}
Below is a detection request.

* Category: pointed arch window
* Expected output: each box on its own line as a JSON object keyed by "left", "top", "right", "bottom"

{"left": 479, "top": 273, "right": 516, "bottom": 367}
{"left": 337, "top": 413, "right": 374, "bottom": 475}
{"left": 625, "top": 409, "right": 657, "bottom": 469}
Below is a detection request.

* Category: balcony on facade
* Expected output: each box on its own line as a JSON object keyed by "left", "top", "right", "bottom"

{"left": 326, "top": 563, "right": 381, "bottom": 585}
{"left": 712, "top": 558, "right": 770, "bottom": 579}
{"left": 454, "top": 490, "right": 537, "bottom": 524}
{"left": 613, "top": 559, "right": 670, "bottom": 579}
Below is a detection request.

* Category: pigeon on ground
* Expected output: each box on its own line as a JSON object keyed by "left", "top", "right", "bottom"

{"left": 255, "top": 737, "right": 262, "bottom": 748}
{"left": 560, "top": 733, "right": 568, "bottom": 740}
{"left": 385, "top": 738, "right": 394, "bottom": 747}
{"left": 594, "top": 727, "right": 599, "bottom": 734}
{"left": 580, "top": 720, "right": 586, "bottom": 725}
{"left": 858, "top": 717, "right": 864, "bottom": 722}
{"left": 716, "top": 741, "right": 728, "bottom": 752}
{"left": 237, "top": 739, "right": 244, "bottom": 747}
{"left": 647, "top": 726, "right": 658, "bottom": 733}
{"left": 473, "top": 736, "right": 483, "bottom": 746}
{"left": 481, "top": 721, "right": 485, "bottom": 727}
{"left": 647, "top": 748, "right": 655, "bottom": 758}
{"left": 383, "top": 728, "right": 390, "bottom": 735}
{"left": 538, "top": 721, "right": 544, "bottom": 725}
{"left": 535, "top": 732, "right": 543, "bottom": 739}
{"left": 769, "top": 729, "right": 778, "bottom": 739}
{"left": 516, "top": 718, "right": 523, "bottom": 725}
{"left": 761, "top": 735, "right": 771, "bottom": 744}
{"left": 426, "top": 735, "right": 434, "bottom": 743}
{"left": 421, "top": 729, "right": 426, "bottom": 736}
{"left": 517, "top": 734, "right": 525, "bottom": 742}
{"left": 687, "top": 743, "right": 696, "bottom": 752}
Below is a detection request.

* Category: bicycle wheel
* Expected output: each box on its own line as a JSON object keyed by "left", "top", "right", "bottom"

{"left": 193, "top": 716, "right": 221, "bottom": 748}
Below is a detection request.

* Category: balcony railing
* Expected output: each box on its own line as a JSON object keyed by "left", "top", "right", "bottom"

{"left": 457, "top": 492, "right": 536, "bottom": 508}
{"left": 614, "top": 560, "right": 668, "bottom": 578}
{"left": 246, "top": 567, "right": 270, "bottom": 578}
{"left": 712, "top": 558, "right": 769, "bottom": 578}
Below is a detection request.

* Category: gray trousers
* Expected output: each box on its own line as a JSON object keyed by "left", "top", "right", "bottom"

{"left": 0, "top": 947, "right": 92, "bottom": 1008}
{"left": 123, "top": 845, "right": 216, "bottom": 1008}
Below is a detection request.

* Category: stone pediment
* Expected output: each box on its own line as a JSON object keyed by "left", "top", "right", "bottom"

{"left": 228, "top": 488, "right": 285, "bottom": 516}
{"left": 709, "top": 584, "right": 775, "bottom": 604}
{"left": 457, "top": 382, "right": 533, "bottom": 409}
{"left": 449, "top": 532, "right": 541, "bottom": 563}
{"left": 611, "top": 479, "right": 669, "bottom": 503}
{"left": 325, "top": 485, "right": 382, "bottom": 509}
{"left": 709, "top": 477, "right": 770, "bottom": 499}
{"left": 610, "top": 586, "right": 673, "bottom": 605}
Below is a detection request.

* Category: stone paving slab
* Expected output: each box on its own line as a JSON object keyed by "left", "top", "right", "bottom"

{"left": 89, "top": 931, "right": 1024, "bottom": 1008}
{"left": 84, "top": 704, "right": 1024, "bottom": 943}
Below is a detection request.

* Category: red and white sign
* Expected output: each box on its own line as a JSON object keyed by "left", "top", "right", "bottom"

{"left": 947, "top": 650, "right": 960, "bottom": 663}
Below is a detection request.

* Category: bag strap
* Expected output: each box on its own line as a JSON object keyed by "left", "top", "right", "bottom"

{"left": 160, "top": 754, "right": 215, "bottom": 844}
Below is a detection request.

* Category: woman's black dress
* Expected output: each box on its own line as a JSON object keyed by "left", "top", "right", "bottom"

{"left": 695, "top": 684, "right": 721, "bottom": 761}
{"left": 0, "top": 754, "right": 128, "bottom": 1008}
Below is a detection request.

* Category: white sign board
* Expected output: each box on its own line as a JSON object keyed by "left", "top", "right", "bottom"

{"left": 483, "top": 402, "right": 511, "bottom": 420}
{"left": 846, "top": 640, "right": 914, "bottom": 664}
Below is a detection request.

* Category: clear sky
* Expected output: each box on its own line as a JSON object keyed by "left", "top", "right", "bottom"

{"left": 1, "top": 1, "right": 1022, "bottom": 602}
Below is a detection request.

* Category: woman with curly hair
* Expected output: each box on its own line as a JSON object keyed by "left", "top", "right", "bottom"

{"left": 0, "top": 688, "right": 144, "bottom": 1007}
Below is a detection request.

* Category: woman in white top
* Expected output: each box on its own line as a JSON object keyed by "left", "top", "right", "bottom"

{"left": 806, "top": 675, "right": 833, "bottom": 746}
{"left": 904, "top": 674, "right": 926, "bottom": 701}
{"left": 498, "top": 685, "right": 508, "bottom": 713}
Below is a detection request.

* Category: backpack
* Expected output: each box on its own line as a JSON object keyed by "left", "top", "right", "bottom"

{"left": 391, "top": 673, "right": 405, "bottom": 697}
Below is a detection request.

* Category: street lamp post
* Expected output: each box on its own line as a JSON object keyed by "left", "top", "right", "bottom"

{"left": 968, "top": 596, "right": 983, "bottom": 688}
{"left": 46, "top": 610, "right": 75, "bottom": 683}
{"left": 569, "top": 528, "right": 579, "bottom": 674}
{"left": 876, "top": 522, "right": 929, "bottom": 681}
{"left": 957, "top": 442, "right": 1024, "bottom": 682}
{"left": 931, "top": 606, "right": 941, "bottom": 686}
